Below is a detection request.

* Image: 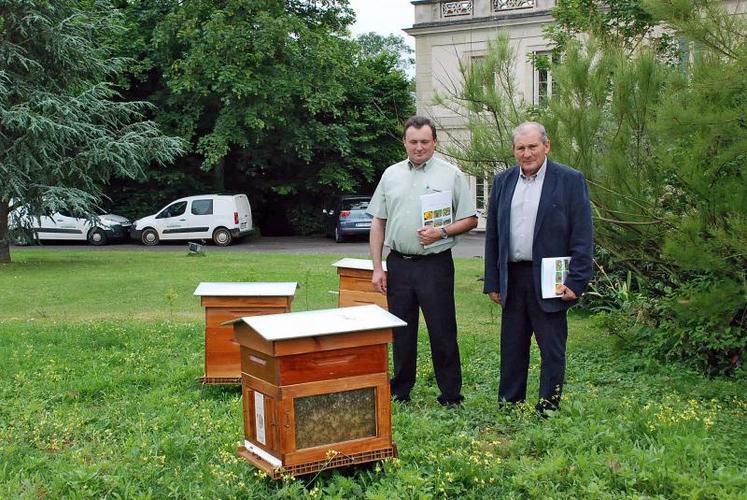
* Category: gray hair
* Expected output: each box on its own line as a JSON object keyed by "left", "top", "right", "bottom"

{"left": 512, "top": 122, "right": 549, "bottom": 146}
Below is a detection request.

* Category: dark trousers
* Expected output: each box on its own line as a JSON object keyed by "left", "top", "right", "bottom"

{"left": 500, "top": 262, "right": 568, "bottom": 410}
{"left": 386, "top": 250, "right": 463, "bottom": 403}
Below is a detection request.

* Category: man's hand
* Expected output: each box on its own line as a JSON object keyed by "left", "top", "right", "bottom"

{"left": 372, "top": 269, "right": 387, "bottom": 294}
{"left": 416, "top": 226, "right": 441, "bottom": 246}
{"left": 556, "top": 284, "right": 578, "bottom": 301}
{"left": 488, "top": 291, "right": 501, "bottom": 304}
{"left": 416, "top": 216, "right": 478, "bottom": 246}
{"left": 369, "top": 217, "right": 387, "bottom": 294}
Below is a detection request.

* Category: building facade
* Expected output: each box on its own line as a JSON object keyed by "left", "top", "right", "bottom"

{"left": 405, "top": 0, "right": 557, "bottom": 228}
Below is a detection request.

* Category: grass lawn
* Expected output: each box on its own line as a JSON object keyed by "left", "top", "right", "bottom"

{"left": 1, "top": 249, "right": 745, "bottom": 498}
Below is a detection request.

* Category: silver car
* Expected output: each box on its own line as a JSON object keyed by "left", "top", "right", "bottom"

{"left": 323, "top": 195, "right": 373, "bottom": 243}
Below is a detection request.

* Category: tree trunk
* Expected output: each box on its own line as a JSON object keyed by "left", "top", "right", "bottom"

{"left": 0, "top": 199, "right": 11, "bottom": 264}
{"left": 214, "top": 158, "right": 225, "bottom": 193}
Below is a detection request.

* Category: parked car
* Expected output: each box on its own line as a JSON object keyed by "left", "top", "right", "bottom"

{"left": 130, "top": 194, "right": 253, "bottom": 246}
{"left": 9, "top": 207, "right": 131, "bottom": 246}
{"left": 322, "top": 195, "right": 373, "bottom": 243}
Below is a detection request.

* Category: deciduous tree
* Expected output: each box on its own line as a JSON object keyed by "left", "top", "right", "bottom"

{"left": 112, "top": 0, "right": 413, "bottom": 234}
{"left": 356, "top": 32, "right": 414, "bottom": 74}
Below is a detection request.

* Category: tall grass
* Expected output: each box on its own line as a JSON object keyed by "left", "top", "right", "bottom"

{"left": 1, "top": 249, "right": 745, "bottom": 498}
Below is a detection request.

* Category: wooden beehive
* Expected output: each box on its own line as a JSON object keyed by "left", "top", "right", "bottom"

{"left": 332, "top": 258, "right": 388, "bottom": 309}
{"left": 230, "top": 304, "right": 406, "bottom": 478}
{"left": 193, "top": 282, "right": 296, "bottom": 384}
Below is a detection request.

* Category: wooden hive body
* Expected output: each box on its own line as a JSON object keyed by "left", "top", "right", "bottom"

{"left": 194, "top": 282, "right": 296, "bottom": 384}
{"left": 332, "top": 258, "right": 388, "bottom": 309}
{"left": 231, "top": 305, "right": 405, "bottom": 478}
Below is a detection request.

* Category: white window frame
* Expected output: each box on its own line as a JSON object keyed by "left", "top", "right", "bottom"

{"left": 532, "top": 50, "right": 555, "bottom": 106}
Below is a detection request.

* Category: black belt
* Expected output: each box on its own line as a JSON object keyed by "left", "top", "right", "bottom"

{"left": 389, "top": 249, "right": 451, "bottom": 261}
{"left": 509, "top": 260, "right": 533, "bottom": 267}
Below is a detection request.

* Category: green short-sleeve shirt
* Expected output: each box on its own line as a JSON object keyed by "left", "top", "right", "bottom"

{"left": 367, "top": 156, "right": 476, "bottom": 255}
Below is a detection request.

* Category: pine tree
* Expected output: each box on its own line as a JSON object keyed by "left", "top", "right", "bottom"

{"left": 0, "top": 0, "right": 184, "bottom": 263}
{"left": 645, "top": 0, "right": 746, "bottom": 372}
{"left": 432, "top": 34, "right": 527, "bottom": 180}
{"left": 440, "top": 0, "right": 745, "bottom": 372}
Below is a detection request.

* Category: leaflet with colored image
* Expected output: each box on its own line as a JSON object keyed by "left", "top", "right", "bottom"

{"left": 541, "top": 256, "right": 571, "bottom": 299}
{"left": 420, "top": 190, "right": 453, "bottom": 249}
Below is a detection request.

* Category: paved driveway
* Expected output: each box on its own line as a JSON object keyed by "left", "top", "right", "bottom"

{"left": 230, "top": 232, "right": 485, "bottom": 258}
{"left": 15, "top": 232, "right": 487, "bottom": 259}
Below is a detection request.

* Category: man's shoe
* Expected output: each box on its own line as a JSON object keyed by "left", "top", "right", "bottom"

{"left": 437, "top": 394, "right": 464, "bottom": 408}
{"left": 391, "top": 394, "right": 411, "bottom": 403}
{"left": 535, "top": 399, "right": 559, "bottom": 418}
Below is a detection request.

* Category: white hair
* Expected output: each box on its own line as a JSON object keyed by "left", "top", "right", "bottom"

{"left": 512, "top": 122, "right": 549, "bottom": 146}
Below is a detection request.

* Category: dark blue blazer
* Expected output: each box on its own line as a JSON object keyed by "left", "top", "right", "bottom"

{"left": 483, "top": 159, "right": 593, "bottom": 313}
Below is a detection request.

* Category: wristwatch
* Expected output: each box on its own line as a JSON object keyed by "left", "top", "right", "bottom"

{"left": 440, "top": 227, "right": 449, "bottom": 239}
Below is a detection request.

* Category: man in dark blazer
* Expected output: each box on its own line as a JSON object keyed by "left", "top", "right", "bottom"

{"left": 483, "top": 122, "right": 593, "bottom": 414}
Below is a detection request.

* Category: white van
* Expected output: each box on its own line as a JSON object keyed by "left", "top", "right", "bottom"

{"left": 131, "top": 194, "right": 253, "bottom": 246}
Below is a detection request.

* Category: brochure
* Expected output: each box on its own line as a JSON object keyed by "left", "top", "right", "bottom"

{"left": 420, "top": 190, "right": 453, "bottom": 249}
{"left": 541, "top": 256, "right": 571, "bottom": 299}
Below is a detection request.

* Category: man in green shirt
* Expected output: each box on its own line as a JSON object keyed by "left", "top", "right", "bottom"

{"left": 367, "top": 116, "right": 477, "bottom": 406}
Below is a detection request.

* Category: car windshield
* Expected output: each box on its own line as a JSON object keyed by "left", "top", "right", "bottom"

{"left": 157, "top": 201, "right": 187, "bottom": 219}
{"left": 342, "top": 199, "right": 370, "bottom": 211}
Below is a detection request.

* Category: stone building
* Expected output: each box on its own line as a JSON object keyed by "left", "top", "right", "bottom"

{"left": 404, "top": 0, "right": 744, "bottom": 229}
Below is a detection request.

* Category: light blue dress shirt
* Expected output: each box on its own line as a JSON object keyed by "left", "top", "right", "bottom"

{"left": 509, "top": 158, "right": 547, "bottom": 262}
